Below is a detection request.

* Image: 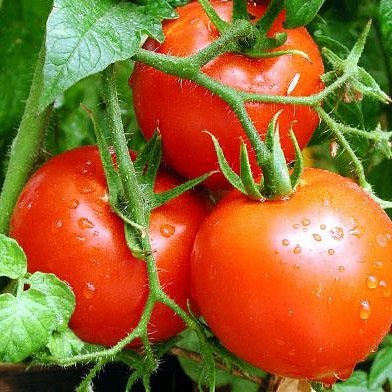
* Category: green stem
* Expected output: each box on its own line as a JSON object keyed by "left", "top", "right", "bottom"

{"left": 102, "top": 65, "right": 147, "bottom": 228}
{"left": 232, "top": 0, "right": 249, "bottom": 22}
{"left": 316, "top": 106, "right": 371, "bottom": 191}
{"left": 254, "top": 0, "right": 284, "bottom": 34}
{"left": 0, "top": 43, "right": 52, "bottom": 234}
{"left": 198, "top": 0, "right": 228, "bottom": 34}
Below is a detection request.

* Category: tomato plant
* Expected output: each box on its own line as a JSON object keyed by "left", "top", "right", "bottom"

{"left": 9, "top": 146, "right": 209, "bottom": 347}
{"left": 191, "top": 168, "right": 392, "bottom": 382}
{"left": 130, "top": 0, "right": 325, "bottom": 188}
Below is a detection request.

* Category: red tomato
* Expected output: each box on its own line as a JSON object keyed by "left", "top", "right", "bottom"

{"left": 191, "top": 168, "right": 392, "bottom": 381}
{"left": 10, "top": 146, "right": 209, "bottom": 347}
{"left": 130, "top": 0, "right": 324, "bottom": 189}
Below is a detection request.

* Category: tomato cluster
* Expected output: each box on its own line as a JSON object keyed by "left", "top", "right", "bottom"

{"left": 8, "top": 0, "right": 392, "bottom": 387}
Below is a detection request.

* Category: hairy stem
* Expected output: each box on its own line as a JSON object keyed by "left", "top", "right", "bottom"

{"left": 0, "top": 43, "right": 52, "bottom": 234}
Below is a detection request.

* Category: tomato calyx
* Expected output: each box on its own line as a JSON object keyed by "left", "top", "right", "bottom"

{"left": 210, "top": 111, "right": 304, "bottom": 200}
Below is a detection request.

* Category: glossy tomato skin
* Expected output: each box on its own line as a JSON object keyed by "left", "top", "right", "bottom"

{"left": 191, "top": 168, "right": 392, "bottom": 381}
{"left": 10, "top": 146, "right": 209, "bottom": 347}
{"left": 130, "top": 1, "right": 324, "bottom": 189}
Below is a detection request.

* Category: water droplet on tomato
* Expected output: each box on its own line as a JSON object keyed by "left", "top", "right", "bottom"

{"left": 359, "top": 300, "right": 371, "bottom": 320}
{"left": 288, "top": 309, "right": 294, "bottom": 316}
{"left": 328, "top": 249, "right": 335, "bottom": 256}
{"left": 366, "top": 275, "right": 378, "bottom": 289}
{"left": 348, "top": 225, "right": 362, "bottom": 238}
{"left": 68, "top": 199, "right": 79, "bottom": 209}
{"left": 78, "top": 217, "right": 95, "bottom": 230}
{"left": 160, "top": 224, "right": 175, "bottom": 238}
{"left": 313, "top": 234, "right": 322, "bottom": 242}
{"left": 320, "top": 224, "right": 326, "bottom": 230}
{"left": 374, "top": 260, "right": 384, "bottom": 269}
{"left": 83, "top": 282, "right": 96, "bottom": 299}
{"left": 80, "top": 160, "right": 96, "bottom": 176}
{"left": 293, "top": 263, "right": 301, "bottom": 270}
{"left": 379, "top": 280, "right": 391, "bottom": 298}
{"left": 293, "top": 224, "right": 300, "bottom": 229}
{"left": 338, "top": 266, "right": 345, "bottom": 272}
{"left": 301, "top": 218, "right": 311, "bottom": 227}
{"left": 75, "top": 235, "right": 85, "bottom": 242}
{"left": 282, "top": 239, "right": 290, "bottom": 246}
{"left": 27, "top": 201, "right": 33, "bottom": 209}
{"left": 293, "top": 245, "right": 302, "bottom": 254}
{"left": 330, "top": 227, "right": 344, "bottom": 241}
{"left": 80, "top": 185, "right": 95, "bottom": 194}
{"left": 376, "top": 234, "right": 388, "bottom": 247}
{"left": 51, "top": 219, "right": 63, "bottom": 232}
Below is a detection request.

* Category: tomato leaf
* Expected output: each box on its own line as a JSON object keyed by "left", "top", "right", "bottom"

{"left": 332, "top": 371, "right": 378, "bottom": 392}
{"left": 380, "top": 0, "right": 392, "bottom": 74}
{"left": 0, "top": 0, "right": 51, "bottom": 136}
{"left": 284, "top": 0, "right": 326, "bottom": 28}
{"left": 369, "top": 345, "right": 392, "bottom": 389}
{"left": 28, "top": 272, "right": 76, "bottom": 331}
{"left": 0, "top": 234, "right": 27, "bottom": 279}
{"left": 45, "top": 328, "right": 85, "bottom": 359}
{"left": 40, "top": 0, "right": 176, "bottom": 110}
{"left": 0, "top": 290, "right": 57, "bottom": 362}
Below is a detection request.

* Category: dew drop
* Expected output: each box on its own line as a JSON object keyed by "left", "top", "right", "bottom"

{"left": 313, "top": 234, "right": 322, "bottom": 242}
{"left": 80, "top": 160, "right": 96, "bottom": 176}
{"left": 78, "top": 217, "right": 95, "bottom": 230}
{"left": 80, "top": 185, "right": 95, "bottom": 194}
{"left": 293, "top": 245, "right": 302, "bottom": 254}
{"left": 366, "top": 274, "right": 379, "bottom": 289}
{"left": 302, "top": 218, "right": 311, "bottom": 227}
{"left": 359, "top": 300, "right": 371, "bottom": 320}
{"left": 330, "top": 227, "right": 344, "bottom": 241}
{"left": 288, "top": 309, "right": 294, "bottom": 316}
{"left": 320, "top": 224, "right": 326, "bottom": 230}
{"left": 293, "top": 224, "right": 300, "bottom": 229}
{"left": 68, "top": 199, "right": 79, "bottom": 209}
{"left": 374, "top": 260, "right": 384, "bottom": 269}
{"left": 328, "top": 249, "right": 335, "bottom": 256}
{"left": 282, "top": 239, "right": 290, "bottom": 246}
{"left": 83, "top": 282, "right": 96, "bottom": 299}
{"left": 75, "top": 235, "right": 85, "bottom": 242}
{"left": 338, "top": 266, "right": 345, "bottom": 272}
{"left": 160, "top": 224, "right": 175, "bottom": 238}
{"left": 348, "top": 225, "right": 362, "bottom": 238}
{"left": 294, "top": 263, "right": 301, "bottom": 270}
{"left": 376, "top": 234, "right": 388, "bottom": 248}
{"left": 379, "top": 280, "right": 392, "bottom": 298}
{"left": 51, "top": 219, "right": 63, "bottom": 232}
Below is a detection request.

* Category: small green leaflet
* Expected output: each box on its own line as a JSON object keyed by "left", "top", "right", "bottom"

{"left": 46, "top": 328, "right": 85, "bottom": 359}
{"left": 0, "top": 234, "right": 27, "bottom": 279}
{"left": 369, "top": 346, "right": 392, "bottom": 390}
{"left": 332, "top": 370, "right": 383, "bottom": 392}
{"left": 40, "top": 0, "right": 177, "bottom": 110}
{"left": 0, "top": 290, "right": 58, "bottom": 362}
{"left": 284, "top": 0, "right": 326, "bottom": 28}
{"left": 0, "top": 235, "right": 76, "bottom": 362}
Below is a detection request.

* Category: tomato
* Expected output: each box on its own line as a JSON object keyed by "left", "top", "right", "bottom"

{"left": 130, "top": 0, "right": 324, "bottom": 189}
{"left": 191, "top": 168, "right": 392, "bottom": 381}
{"left": 9, "top": 146, "right": 209, "bottom": 347}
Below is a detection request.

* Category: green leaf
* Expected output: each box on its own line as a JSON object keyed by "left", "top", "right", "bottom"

{"left": 0, "top": 0, "right": 51, "bottom": 135}
{"left": 46, "top": 328, "right": 85, "bottom": 359}
{"left": 28, "top": 272, "right": 75, "bottom": 331}
{"left": 0, "top": 290, "right": 57, "bottom": 362}
{"left": 333, "top": 370, "right": 383, "bottom": 392}
{"left": 369, "top": 346, "right": 392, "bottom": 389}
{"left": 40, "top": 0, "right": 174, "bottom": 109}
{"left": 0, "top": 234, "right": 27, "bottom": 279}
{"left": 284, "top": 0, "right": 326, "bottom": 28}
{"left": 380, "top": 0, "right": 392, "bottom": 69}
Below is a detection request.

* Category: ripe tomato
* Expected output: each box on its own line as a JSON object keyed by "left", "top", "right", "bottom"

{"left": 191, "top": 168, "right": 392, "bottom": 381}
{"left": 10, "top": 146, "right": 209, "bottom": 347}
{"left": 130, "top": 0, "right": 324, "bottom": 189}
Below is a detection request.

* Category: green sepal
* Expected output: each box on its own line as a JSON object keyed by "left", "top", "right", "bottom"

{"left": 124, "top": 224, "right": 150, "bottom": 260}
{"left": 134, "top": 131, "right": 162, "bottom": 189}
{"left": 208, "top": 132, "right": 246, "bottom": 194}
{"left": 81, "top": 104, "right": 124, "bottom": 207}
{"left": 288, "top": 128, "right": 304, "bottom": 190}
{"left": 152, "top": 172, "right": 213, "bottom": 209}
{"left": 284, "top": 0, "right": 325, "bottom": 28}
{"left": 239, "top": 141, "right": 263, "bottom": 200}
{"left": 232, "top": 0, "right": 249, "bottom": 22}
{"left": 346, "top": 20, "right": 371, "bottom": 68}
